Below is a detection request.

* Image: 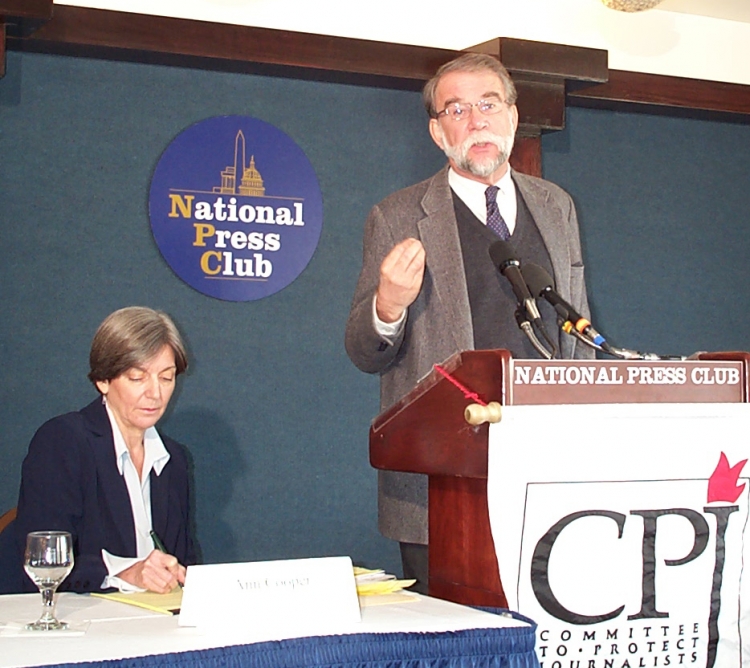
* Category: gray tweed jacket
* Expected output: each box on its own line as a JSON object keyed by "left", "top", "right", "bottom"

{"left": 345, "top": 165, "right": 592, "bottom": 545}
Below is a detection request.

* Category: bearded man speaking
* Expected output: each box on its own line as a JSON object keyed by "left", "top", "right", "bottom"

{"left": 345, "top": 53, "right": 593, "bottom": 592}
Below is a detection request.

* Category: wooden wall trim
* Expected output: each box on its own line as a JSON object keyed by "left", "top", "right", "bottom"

{"left": 6, "top": 3, "right": 750, "bottom": 121}
{"left": 469, "top": 37, "right": 608, "bottom": 85}
{"left": 0, "top": 0, "right": 52, "bottom": 78}
{"left": 0, "top": 0, "right": 52, "bottom": 19}
{"left": 510, "top": 137, "right": 542, "bottom": 178}
{"left": 570, "top": 69, "right": 750, "bottom": 117}
{"left": 466, "top": 37, "right": 607, "bottom": 136}
{"left": 8, "top": 5, "right": 605, "bottom": 137}
{"left": 0, "top": 0, "right": 52, "bottom": 36}
{"left": 11, "top": 5, "right": 458, "bottom": 82}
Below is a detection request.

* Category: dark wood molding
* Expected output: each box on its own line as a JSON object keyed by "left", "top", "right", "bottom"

{"left": 0, "top": 0, "right": 52, "bottom": 77}
{"left": 7, "top": 5, "right": 606, "bottom": 137}
{"left": 569, "top": 68, "right": 750, "bottom": 119}
{"left": 510, "top": 137, "right": 542, "bottom": 178}
{"left": 10, "top": 5, "right": 458, "bottom": 81}
{"left": 6, "top": 4, "right": 750, "bottom": 123}
{"left": 467, "top": 39, "right": 608, "bottom": 136}
{"left": 0, "top": 0, "right": 52, "bottom": 36}
{"left": 469, "top": 37, "right": 609, "bottom": 85}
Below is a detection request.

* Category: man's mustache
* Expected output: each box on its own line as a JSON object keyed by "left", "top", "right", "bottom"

{"left": 459, "top": 130, "right": 509, "bottom": 153}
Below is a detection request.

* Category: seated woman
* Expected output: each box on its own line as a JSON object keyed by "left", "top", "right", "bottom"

{"left": 16, "top": 307, "right": 197, "bottom": 593}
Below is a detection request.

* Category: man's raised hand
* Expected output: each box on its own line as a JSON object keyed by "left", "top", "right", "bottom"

{"left": 375, "top": 238, "right": 426, "bottom": 323}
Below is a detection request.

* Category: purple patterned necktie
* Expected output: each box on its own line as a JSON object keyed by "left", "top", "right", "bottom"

{"left": 485, "top": 185, "right": 511, "bottom": 240}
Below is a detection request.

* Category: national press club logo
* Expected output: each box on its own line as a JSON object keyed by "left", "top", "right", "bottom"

{"left": 149, "top": 116, "right": 323, "bottom": 301}
{"left": 521, "top": 453, "right": 748, "bottom": 668}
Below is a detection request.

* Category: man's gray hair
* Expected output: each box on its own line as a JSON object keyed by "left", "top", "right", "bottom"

{"left": 423, "top": 53, "right": 518, "bottom": 119}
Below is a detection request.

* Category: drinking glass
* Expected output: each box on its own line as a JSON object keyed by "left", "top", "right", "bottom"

{"left": 24, "top": 531, "right": 74, "bottom": 631}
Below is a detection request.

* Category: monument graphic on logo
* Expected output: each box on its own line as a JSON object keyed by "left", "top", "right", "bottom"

{"left": 149, "top": 115, "right": 323, "bottom": 301}
{"left": 214, "top": 131, "right": 265, "bottom": 196}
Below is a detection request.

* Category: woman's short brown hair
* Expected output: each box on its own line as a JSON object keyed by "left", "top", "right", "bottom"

{"left": 88, "top": 307, "right": 188, "bottom": 387}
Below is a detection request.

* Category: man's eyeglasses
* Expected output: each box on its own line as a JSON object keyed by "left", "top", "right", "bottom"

{"left": 435, "top": 98, "right": 508, "bottom": 121}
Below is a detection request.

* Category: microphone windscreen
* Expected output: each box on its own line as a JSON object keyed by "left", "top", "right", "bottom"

{"left": 521, "top": 263, "right": 555, "bottom": 297}
{"left": 488, "top": 239, "right": 517, "bottom": 268}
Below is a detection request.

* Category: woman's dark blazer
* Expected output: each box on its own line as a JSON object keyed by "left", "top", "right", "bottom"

{"left": 16, "top": 398, "right": 197, "bottom": 593}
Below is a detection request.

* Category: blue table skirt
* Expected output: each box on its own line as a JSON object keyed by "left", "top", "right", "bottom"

{"left": 45, "top": 609, "right": 539, "bottom": 668}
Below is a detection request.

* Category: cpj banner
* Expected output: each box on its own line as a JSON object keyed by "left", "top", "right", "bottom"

{"left": 487, "top": 403, "right": 749, "bottom": 668}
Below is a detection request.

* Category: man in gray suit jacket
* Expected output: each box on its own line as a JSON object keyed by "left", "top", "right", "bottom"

{"left": 345, "top": 53, "right": 593, "bottom": 591}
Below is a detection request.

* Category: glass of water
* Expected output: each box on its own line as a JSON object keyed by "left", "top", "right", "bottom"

{"left": 24, "top": 531, "right": 74, "bottom": 631}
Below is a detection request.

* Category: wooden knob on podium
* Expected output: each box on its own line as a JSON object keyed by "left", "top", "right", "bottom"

{"left": 464, "top": 401, "right": 502, "bottom": 425}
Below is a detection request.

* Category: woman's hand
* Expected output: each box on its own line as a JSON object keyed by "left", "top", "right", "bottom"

{"left": 117, "top": 549, "right": 186, "bottom": 593}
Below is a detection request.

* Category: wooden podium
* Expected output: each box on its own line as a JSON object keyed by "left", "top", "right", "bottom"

{"left": 369, "top": 349, "right": 750, "bottom": 607}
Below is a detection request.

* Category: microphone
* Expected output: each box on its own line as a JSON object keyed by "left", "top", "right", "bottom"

{"left": 521, "top": 263, "right": 610, "bottom": 351}
{"left": 488, "top": 240, "right": 542, "bottom": 323}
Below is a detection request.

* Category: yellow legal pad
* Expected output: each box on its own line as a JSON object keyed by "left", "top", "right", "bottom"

{"left": 91, "top": 588, "right": 183, "bottom": 615}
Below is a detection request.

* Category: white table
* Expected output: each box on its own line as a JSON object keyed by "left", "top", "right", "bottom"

{"left": 0, "top": 593, "right": 533, "bottom": 668}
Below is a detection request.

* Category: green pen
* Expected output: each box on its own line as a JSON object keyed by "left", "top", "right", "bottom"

{"left": 150, "top": 530, "right": 183, "bottom": 589}
{"left": 150, "top": 530, "right": 168, "bottom": 553}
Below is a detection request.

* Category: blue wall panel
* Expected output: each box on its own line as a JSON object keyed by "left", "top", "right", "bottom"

{"left": 544, "top": 107, "right": 750, "bottom": 358}
{"left": 0, "top": 51, "right": 446, "bottom": 574}
{"left": 2, "top": 51, "right": 749, "bottom": 577}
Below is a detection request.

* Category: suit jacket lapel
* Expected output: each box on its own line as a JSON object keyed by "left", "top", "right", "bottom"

{"left": 514, "top": 172, "right": 571, "bottom": 296}
{"left": 418, "top": 168, "right": 474, "bottom": 353}
{"left": 82, "top": 399, "right": 137, "bottom": 556}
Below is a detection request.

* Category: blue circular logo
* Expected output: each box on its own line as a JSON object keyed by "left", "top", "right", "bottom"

{"left": 149, "top": 115, "right": 323, "bottom": 301}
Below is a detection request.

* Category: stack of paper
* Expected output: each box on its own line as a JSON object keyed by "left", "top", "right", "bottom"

{"left": 353, "top": 567, "right": 416, "bottom": 596}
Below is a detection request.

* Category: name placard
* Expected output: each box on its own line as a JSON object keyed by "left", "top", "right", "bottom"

{"left": 178, "top": 556, "right": 361, "bottom": 628}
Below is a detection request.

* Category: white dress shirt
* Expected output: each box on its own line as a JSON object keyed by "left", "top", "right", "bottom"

{"left": 100, "top": 400, "right": 170, "bottom": 591}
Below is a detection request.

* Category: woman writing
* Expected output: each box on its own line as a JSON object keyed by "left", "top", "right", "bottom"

{"left": 16, "top": 307, "right": 197, "bottom": 593}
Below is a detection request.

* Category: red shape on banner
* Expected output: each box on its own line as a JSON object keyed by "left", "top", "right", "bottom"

{"left": 707, "top": 452, "right": 747, "bottom": 503}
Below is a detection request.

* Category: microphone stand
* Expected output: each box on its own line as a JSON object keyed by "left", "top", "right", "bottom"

{"left": 516, "top": 309, "right": 553, "bottom": 360}
{"left": 534, "top": 316, "right": 559, "bottom": 359}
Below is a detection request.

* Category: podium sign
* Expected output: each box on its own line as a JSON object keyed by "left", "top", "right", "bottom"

{"left": 511, "top": 359, "right": 744, "bottom": 404}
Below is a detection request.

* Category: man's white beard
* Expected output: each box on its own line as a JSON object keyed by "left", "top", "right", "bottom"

{"left": 440, "top": 129, "right": 515, "bottom": 179}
